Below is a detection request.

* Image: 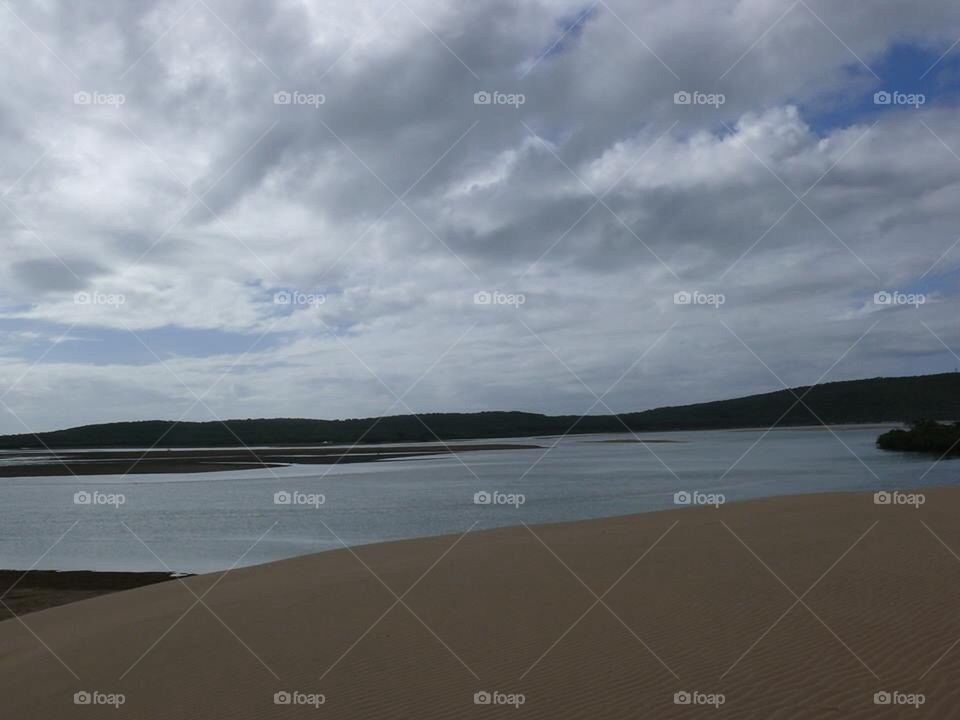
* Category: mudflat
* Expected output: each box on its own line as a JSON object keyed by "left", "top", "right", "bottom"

{"left": 0, "top": 442, "right": 541, "bottom": 477}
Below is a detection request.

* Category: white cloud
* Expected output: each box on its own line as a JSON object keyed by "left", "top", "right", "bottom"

{"left": 0, "top": 0, "right": 958, "bottom": 433}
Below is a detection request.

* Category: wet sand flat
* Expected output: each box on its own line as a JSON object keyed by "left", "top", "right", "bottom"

{"left": 0, "top": 442, "right": 541, "bottom": 477}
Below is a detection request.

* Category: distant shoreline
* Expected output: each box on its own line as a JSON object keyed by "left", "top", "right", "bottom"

{"left": 0, "top": 371, "right": 953, "bottom": 452}
{"left": 0, "top": 442, "right": 542, "bottom": 478}
{"left": 0, "top": 424, "right": 910, "bottom": 478}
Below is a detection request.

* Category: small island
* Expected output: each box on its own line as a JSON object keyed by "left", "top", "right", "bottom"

{"left": 877, "top": 420, "right": 960, "bottom": 456}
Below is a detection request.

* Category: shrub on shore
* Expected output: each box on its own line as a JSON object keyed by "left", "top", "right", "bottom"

{"left": 877, "top": 420, "right": 960, "bottom": 455}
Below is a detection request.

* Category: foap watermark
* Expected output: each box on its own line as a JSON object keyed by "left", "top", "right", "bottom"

{"left": 674, "top": 690, "right": 725, "bottom": 708}
{"left": 874, "top": 290, "right": 926, "bottom": 308}
{"left": 74, "top": 490, "right": 126, "bottom": 508}
{"left": 273, "top": 691, "right": 326, "bottom": 708}
{"left": 473, "top": 91, "right": 525, "bottom": 108}
{"left": 474, "top": 290, "right": 526, "bottom": 308}
{"left": 74, "top": 691, "right": 125, "bottom": 708}
{"left": 274, "top": 90, "right": 325, "bottom": 108}
{"left": 874, "top": 690, "right": 925, "bottom": 709}
{"left": 874, "top": 490, "right": 925, "bottom": 508}
{"left": 874, "top": 91, "right": 925, "bottom": 109}
{"left": 473, "top": 690, "right": 526, "bottom": 708}
{"left": 74, "top": 91, "right": 126, "bottom": 107}
{"left": 674, "top": 90, "right": 725, "bottom": 108}
{"left": 474, "top": 490, "right": 525, "bottom": 508}
{"left": 274, "top": 490, "right": 325, "bottom": 508}
{"left": 674, "top": 290, "right": 725, "bottom": 308}
{"left": 75, "top": 291, "right": 126, "bottom": 307}
{"left": 274, "top": 290, "right": 326, "bottom": 307}
{"left": 674, "top": 490, "right": 725, "bottom": 508}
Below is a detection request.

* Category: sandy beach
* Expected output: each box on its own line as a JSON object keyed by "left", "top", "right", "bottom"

{"left": 4, "top": 487, "right": 960, "bottom": 717}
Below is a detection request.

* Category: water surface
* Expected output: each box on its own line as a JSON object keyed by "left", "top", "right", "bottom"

{"left": 0, "top": 426, "right": 951, "bottom": 572}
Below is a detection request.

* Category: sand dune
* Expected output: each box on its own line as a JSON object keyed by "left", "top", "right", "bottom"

{"left": 4, "top": 488, "right": 960, "bottom": 718}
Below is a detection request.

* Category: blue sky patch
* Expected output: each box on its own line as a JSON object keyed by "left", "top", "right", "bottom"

{"left": 805, "top": 42, "right": 960, "bottom": 133}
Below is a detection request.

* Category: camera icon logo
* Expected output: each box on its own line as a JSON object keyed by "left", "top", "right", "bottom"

{"left": 74, "top": 491, "right": 92, "bottom": 505}
{"left": 474, "top": 691, "right": 492, "bottom": 705}
{"left": 474, "top": 491, "right": 492, "bottom": 505}
{"left": 674, "top": 91, "right": 692, "bottom": 105}
{"left": 74, "top": 691, "right": 92, "bottom": 705}
{"left": 874, "top": 91, "right": 892, "bottom": 105}
{"left": 274, "top": 291, "right": 292, "bottom": 305}
{"left": 673, "top": 291, "right": 692, "bottom": 305}
{"left": 73, "top": 91, "right": 92, "bottom": 105}
{"left": 474, "top": 91, "right": 492, "bottom": 105}
{"left": 274, "top": 691, "right": 292, "bottom": 705}
{"left": 874, "top": 291, "right": 892, "bottom": 305}
{"left": 874, "top": 691, "right": 891, "bottom": 705}
{"left": 474, "top": 291, "right": 492, "bottom": 305}
{"left": 674, "top": 491, "right": 691, "bottom": 505}
{"left": 274, "top": 91, "right": 292, "bottom": 105}
{"left": 873, "top": 491, "right": 891, "bottom": 505}
{"left": 274, "top": 491, "right": 292, "bottom": 505}
{"left": 674, "top": 691, "right": 692, "bottom": 705}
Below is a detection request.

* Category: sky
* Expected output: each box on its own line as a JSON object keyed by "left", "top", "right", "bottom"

{"left": 1, "top": 0, "right": 959, "bottom": 434}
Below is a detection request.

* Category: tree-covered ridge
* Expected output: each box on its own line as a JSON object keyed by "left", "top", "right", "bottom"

{"left": 1, "top": 372, "right": 957, "bottom": 449}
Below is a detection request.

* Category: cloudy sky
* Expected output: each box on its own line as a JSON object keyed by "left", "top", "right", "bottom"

{"left": 0, "top": 0, "right": 959, "bottom": 434}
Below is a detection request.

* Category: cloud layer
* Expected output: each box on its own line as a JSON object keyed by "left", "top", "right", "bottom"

{"left": 1, "top": 0, "right": 959, "bottom": 433}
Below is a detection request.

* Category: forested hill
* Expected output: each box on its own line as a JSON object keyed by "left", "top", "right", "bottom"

{"left": 1, "top": 372, "right": 958, "bottom": 449}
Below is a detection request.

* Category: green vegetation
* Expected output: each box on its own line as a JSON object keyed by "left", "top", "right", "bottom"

{"left": 0, "top": 372, "right": 958, "bottom": 449}
{"left": 877, "top": 420, "right": 960, "bottom": 456}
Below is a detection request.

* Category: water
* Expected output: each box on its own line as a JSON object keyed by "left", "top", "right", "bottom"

{"left": 0, "top": 426, "right": 954, "bottom": 573}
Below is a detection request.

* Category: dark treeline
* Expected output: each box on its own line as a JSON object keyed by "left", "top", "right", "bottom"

{"left": 877, "top": 420, "right": 960, "bottom": 455}
{"left": 1, "top": 372, "right": 958, "bottom": 449}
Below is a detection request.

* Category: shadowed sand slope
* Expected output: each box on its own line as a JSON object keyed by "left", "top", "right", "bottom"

{"left": 5, "top": 488, "right": 960, "bottom": 718}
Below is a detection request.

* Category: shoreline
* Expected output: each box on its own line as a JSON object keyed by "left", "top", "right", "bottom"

{"left": 3, "top": 482, "right": 947, "bottom": 581}
{"left": 0, "top": 482, "right": 947, "bottom": 598}
{"left": 3, "top": 484, "right": 958, "bottom": 717}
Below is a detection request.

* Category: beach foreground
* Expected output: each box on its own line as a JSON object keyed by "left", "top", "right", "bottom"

{"left": 4, "top": 488, "right": 960, "bottom": 718}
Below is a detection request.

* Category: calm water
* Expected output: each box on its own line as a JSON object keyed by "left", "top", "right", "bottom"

{"left": 0, "top": 427, "right": 953, "bottom": 573}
